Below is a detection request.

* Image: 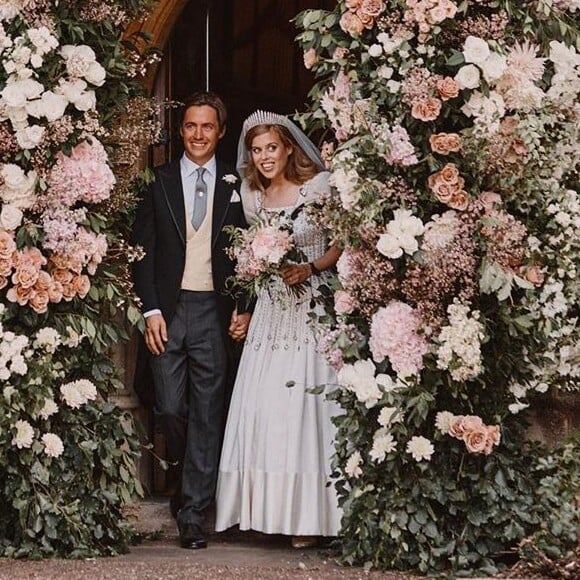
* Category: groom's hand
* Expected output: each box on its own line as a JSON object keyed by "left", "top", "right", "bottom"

{"left": 145, "top": 314, "right": 168, "bottom": 355}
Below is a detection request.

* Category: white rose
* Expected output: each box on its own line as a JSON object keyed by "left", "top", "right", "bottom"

{"left": 377, "top": 65, "right": 393, "bottom": 79}
{"left": 0, "top": 163, "right": 37, "bottom": 208}
{"left": 16, "top": 124, "right": 45, "bottom": 149}
{"left": 55, "top": 78, "right": 87, "bottom": 104}
{"left": 26, "top": 90, "right": 68, "bottom": 122}
{"left": 480, "top": 52, "right": 507, "bottom": 83}
{"left": 73, "top": 89, "right": 96, "bottom": 111}
{"left": 455, "top": 64, "right": 481, "bottom": 90}
{"left": 5, "top": 105, "right": 28, "bottom": 129}
{"left": 41, "top": 433, "right": 64, "bottom": 457}
{"left": 1, "top": 82, "right": 27, "bottom": 108}
{"left": 377, "top": 232, "right": 403, "bottom": 259}
{"left": 368, "top": 44, "right": 383, "bottom": 58}
{"left": 61, "top": 44, "right": 98, "bottom": 78}
{"left": 12, "top": 419, "right": 34, "bottom": 449}
{"left": 386, "top": 79, "right": 401, "bottom": 93}
{"left": 85, "top": 61, "right": 106, "bottom": 86}
{"left": 0, "top": 204, "right": 23, "bottom": 230}
{"left": 463, "top": 36, "right": 490, "bottom": 65}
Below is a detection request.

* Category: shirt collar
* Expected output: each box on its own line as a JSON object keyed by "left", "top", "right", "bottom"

{"left": 180, "top": 154, "right": 217, "bottom": 178}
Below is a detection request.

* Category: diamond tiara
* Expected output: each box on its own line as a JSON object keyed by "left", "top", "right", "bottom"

{"left": 242, "top": 110, "right": 294, "bottom": 133}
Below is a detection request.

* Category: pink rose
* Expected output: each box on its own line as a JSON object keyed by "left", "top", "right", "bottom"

{"left": 0, "top": 231, "right": 16, "bottom": 259}
{"left": 6, "top": 284, "right": 33, "bottom": 305}
{"left": 436, "top": 76, "right": 460, "bottom": 100}
{"left": 29, "top": 290, "right": 49, "bottom": 314}
{"left": 73, "top": 274, "right": 90, "bottom": 298}
{"left": 340, "top": 11, "right": 365, "bottom": 36}
{"left": 48, "top": 280, "right": 64, "bottom": 303}
{"left": 429, "top": 132, "right": 462, "bottom": 155}
{"left": 11, "top": 262, "right": 40, "bottom": 289}
{"left": 479, "top": 191, "right": 502, "bottom": 213}
{"left": 448, "top": 415, "right": 467, "bottom": 439}
{"left": 464, "top": 426, "right": 488, "bottom": 454}
{"left": 448, "top": 189, "right": 471, "bottom": 211}
{"left": 334, "top": 290, "right": 356, "bottom": 315}
{"left": 522, "top": 264, "right": 545, "bottom": 286}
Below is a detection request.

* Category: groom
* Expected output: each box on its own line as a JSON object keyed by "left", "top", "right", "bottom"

{"left": 132, "top": 91, "right": 251, "bottom": 549}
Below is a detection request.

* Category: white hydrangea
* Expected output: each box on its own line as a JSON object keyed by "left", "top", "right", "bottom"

{"left": 12, "top": 419, "right": 34, "bottom": 449}
{"left": 406, "top": 436, "right": 434, "bottom": 462}
{"left": 436, "top": 302, "right": 485, "bottom": 381}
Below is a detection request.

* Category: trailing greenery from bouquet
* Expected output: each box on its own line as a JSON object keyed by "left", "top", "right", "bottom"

{"left": 296, "top": 0, "right": 579, "bottom": 574}
{"left": 0, "top": 0, "right": 160, "bottom": 557}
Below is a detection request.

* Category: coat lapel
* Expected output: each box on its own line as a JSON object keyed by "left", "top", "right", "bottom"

{"left": 159, "top": 160, "right": 186, "bottom": 246}
{"left": 212, "top": 160, "right": 232, "bottom": 249}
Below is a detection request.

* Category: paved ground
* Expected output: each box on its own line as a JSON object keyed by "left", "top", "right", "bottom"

{"left": 0, "top": 500, "right": 413, "bottom": 580}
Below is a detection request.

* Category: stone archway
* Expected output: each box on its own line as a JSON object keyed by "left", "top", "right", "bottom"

{"left": 125, "top": 0, "right": 190, "bottom": 89}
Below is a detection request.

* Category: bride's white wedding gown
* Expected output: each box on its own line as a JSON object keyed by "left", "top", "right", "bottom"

{"left": 215, "top": 172, "right": 341, "bottom": 536}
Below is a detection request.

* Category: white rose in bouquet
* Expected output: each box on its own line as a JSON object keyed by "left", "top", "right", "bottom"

{"left": 0, "top": 204, "right": 23, "bottom": 230}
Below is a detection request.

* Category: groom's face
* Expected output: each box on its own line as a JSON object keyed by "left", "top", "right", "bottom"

{"left": 180, "top": 104, "right": 225, "bottom": 166}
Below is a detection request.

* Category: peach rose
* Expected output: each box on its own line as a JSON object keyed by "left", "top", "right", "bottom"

{"left": 62, "top": 282, "right": 76, "bottom": 301}
{"left": 431, "top": 180, "right": 456, "bottom": 204}
{"left": 0, "top": 258, "right": 12, "bottom": 276}
{"left": 11, "top": 263, "right": 39, "bottom": 289}
{"left": 436, "top": 76, "right": 459, "bottom": 100}
{"left": 6, "top": 284, "right": 33, "bottom": 305}
{"left": 522, "top": 264, "right": 545, "bottom": 286}
{"left": 429, "top": 132, "right": 462, "bottom": 155}
{"left": 73, "top": 274, "right": 90, "bottom": 299}
{"left": 34, "top": 270, "right": 51, "bottom": 291}
{"left": 360, "top": 0, "right": 384, "bottom": 17}
{"left": 303, "top": 48, "right": 318, "bottom": 70}
{"left": 439, "top": 163, "right": 461, "bottom": 184}
{"left": 29, "top": 290, "right": 49, "bottom": 314}
{"left": 52, "top": 268, "right": 73, "bottom": 285}
{"left": 346, "top": 0, "right": 362, "bottom": 8}
{"left": 340, "top": 11, "right": 365, "bottom": 35}
{"left": 411, "top": 96, "right": 442, "bottom": 121}
{"left": 0, "top": 230, "right": 16, "bottom": 259}
{"left": 464, "top": 426, "right": 488, "bottom": 454}
{"left": 47, "top": 279, "right": 64, "bottom": 303}
{"left": 448, "top": 189, "right": 470, "bottom": 211}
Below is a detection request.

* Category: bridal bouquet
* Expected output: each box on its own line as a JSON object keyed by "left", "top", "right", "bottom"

{"left": 225, "top": 212, "right": 306, "bottom": 300}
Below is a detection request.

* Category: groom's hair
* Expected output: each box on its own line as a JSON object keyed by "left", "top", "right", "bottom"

{"left": 180, "top": 91, "right": 228, "bottom": 129}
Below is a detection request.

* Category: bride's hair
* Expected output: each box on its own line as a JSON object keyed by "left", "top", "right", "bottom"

{"left": 243, "top": 124, "right": 320, "bottom": 192}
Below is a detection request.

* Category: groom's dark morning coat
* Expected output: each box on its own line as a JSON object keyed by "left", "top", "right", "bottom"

{"left": 131, "top": 158, "right": 250, "bottom": 406}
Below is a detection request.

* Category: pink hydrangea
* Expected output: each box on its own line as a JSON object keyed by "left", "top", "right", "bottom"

{"left": 369, "top": 301, "right": 429, "bottom": 376}
{"left": 47, "top": 137, "right": 115, "bottom": 207}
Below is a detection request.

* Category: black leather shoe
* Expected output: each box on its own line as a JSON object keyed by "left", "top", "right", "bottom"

{"left": 178, "top": 524, "right": 208, "bottom": 550}
{"left": 180, "top": 535, "right": 208, "bottom": 550}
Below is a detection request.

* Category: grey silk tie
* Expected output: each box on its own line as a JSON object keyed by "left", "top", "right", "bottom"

{"left": 191, "top": 167, "right": 208, "bottom": 229}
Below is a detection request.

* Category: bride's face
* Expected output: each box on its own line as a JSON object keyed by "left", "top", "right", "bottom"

{"left": 250, "top": 129, "right": 293, "bottom": 182}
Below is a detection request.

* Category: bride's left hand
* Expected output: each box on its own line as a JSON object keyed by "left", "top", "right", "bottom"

{"left": 279, "top": 264, "right": 311, "bottom": 286}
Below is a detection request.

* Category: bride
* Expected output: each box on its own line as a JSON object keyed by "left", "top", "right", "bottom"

{"left": 216, "top": 111, "right": 342, "bottom": 546}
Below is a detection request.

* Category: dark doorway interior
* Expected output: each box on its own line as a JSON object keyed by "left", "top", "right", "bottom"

{"left": 152, "top": 0, "right": 335, "bottom": 166}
